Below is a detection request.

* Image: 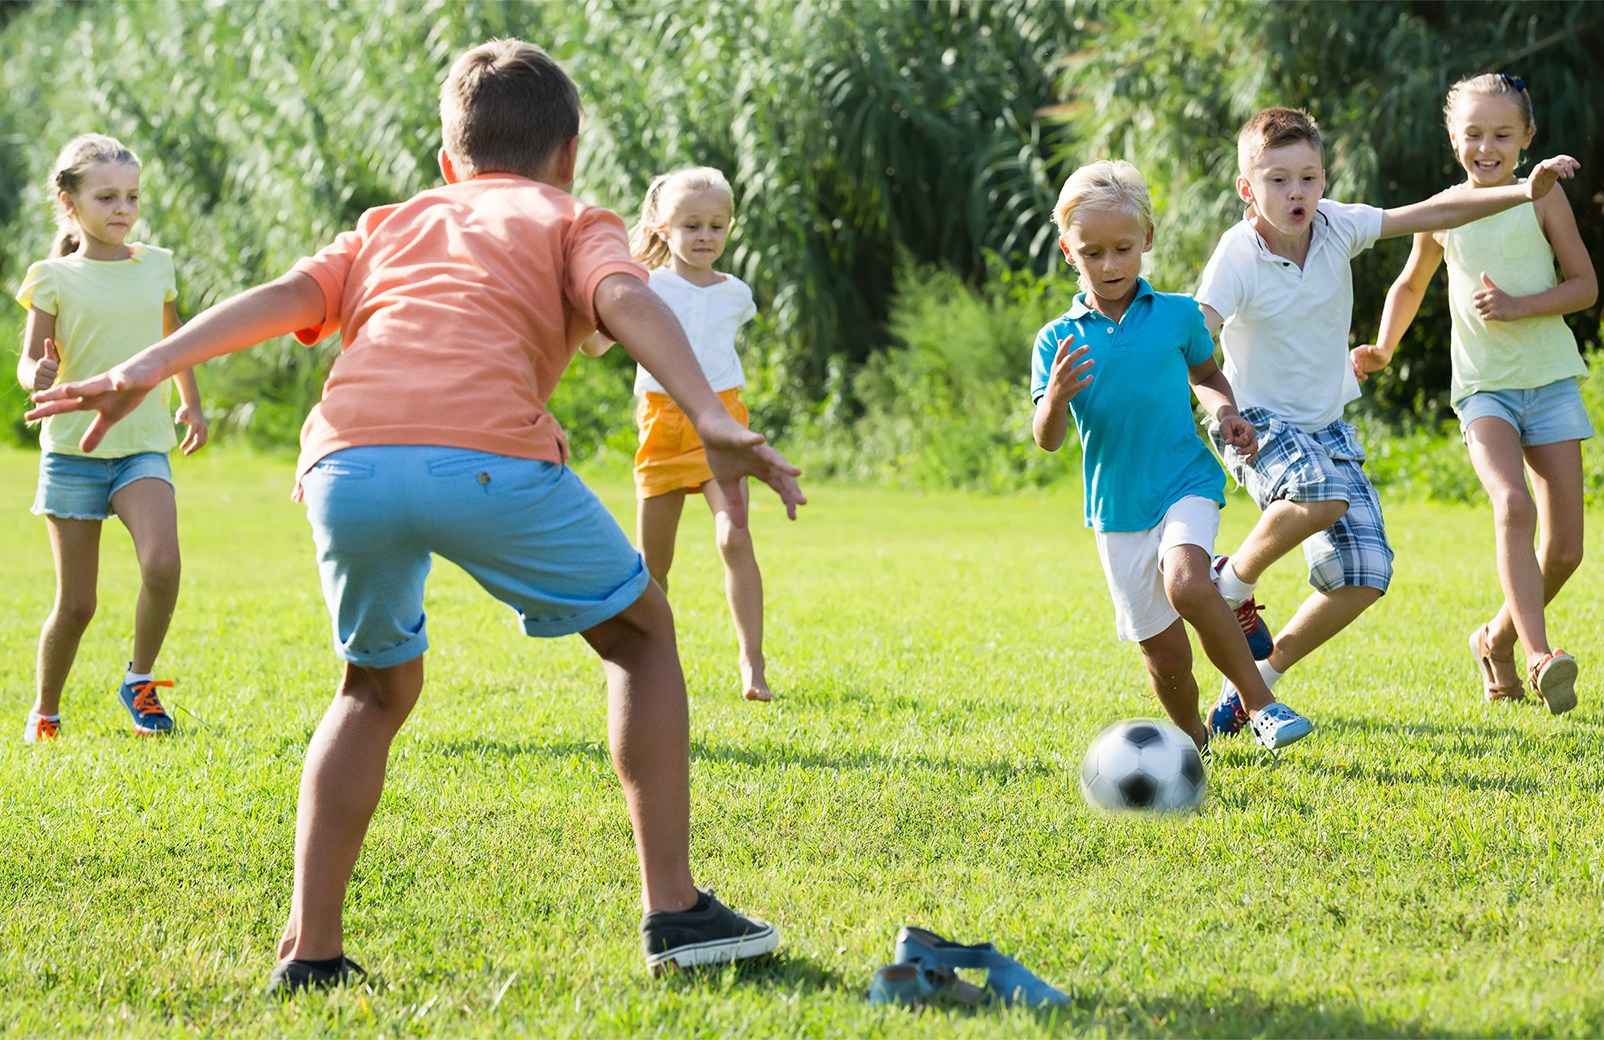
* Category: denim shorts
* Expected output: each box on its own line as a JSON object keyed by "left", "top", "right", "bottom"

{"left": 298, "top": 445, "right": 650, "bottom": 668}
{"left": 1454, "top": 378, "right": 1594, "bottom": 446}
{"left": 1209, "top": 407, "right": 1393, "bottom": 594}
{"left": 33, "top": 451, "right": 173, "bottom": 520}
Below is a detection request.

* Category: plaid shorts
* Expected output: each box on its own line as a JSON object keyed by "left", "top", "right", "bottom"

{"left": 1209, "top": 406, "right": 1393, "bottom": 594}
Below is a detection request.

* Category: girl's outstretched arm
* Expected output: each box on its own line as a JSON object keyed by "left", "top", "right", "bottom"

{"left": 28, "top": 272, "right": 324, "bottom": 452}
{"left": 1379, "top": 155, "right": 1580, "bottom": 240}
{"left": 1473, "top": 186, "right": 1598, "bottom": 323}
{"left": 1353, "top": 231, "right": 1444, "bottom": 381}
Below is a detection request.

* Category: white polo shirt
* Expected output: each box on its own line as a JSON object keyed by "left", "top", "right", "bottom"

{"left": 1196, "top": 199, "right": 1384, "bottom": 431}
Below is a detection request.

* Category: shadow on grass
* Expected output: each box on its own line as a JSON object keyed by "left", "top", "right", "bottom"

{"left": 428, "top": 736, "right": 1054, "bottom": 783}
{"left": 1012, "top": 987, "right": 1463, "bottom": 1038}
{"left": 656, "top": 949, "right": 844, "bottom": 994}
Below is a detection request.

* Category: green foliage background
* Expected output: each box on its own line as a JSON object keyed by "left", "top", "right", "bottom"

{"left": 1, "top": 0, "right": 1601, "bottom": 493}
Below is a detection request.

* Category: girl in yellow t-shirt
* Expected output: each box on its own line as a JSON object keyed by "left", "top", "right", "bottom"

{"left": 14, "top": 134, "right": 208, "bottom": 741}
{"left": 1356, "top": 74, "right": 1595, "bottom": 714}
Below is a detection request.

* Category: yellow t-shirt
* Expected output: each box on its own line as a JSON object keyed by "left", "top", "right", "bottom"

{"left": 15, "top": 244, "right": 179, "bottom": 458}
{"left": 1443, "top": 200, "right": 1586, "bottom": 405}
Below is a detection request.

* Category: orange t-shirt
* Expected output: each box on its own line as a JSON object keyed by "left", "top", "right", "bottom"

{"left": 290, "top": 174, "right": 646, "bottom": 482}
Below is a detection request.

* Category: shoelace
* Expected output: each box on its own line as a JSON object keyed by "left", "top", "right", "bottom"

{"left": 1233, "top": 599, "right": 1266, "bottom": 634}
{"left": 130, "top": 680, "right": 173, "bottom": 717}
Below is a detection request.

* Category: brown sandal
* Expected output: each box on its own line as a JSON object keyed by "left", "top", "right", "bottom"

{"left": 1529, "top": 650, "right": 1578, "bottom": 716}
{"left": 1470, "top": 624, "right": 1525, "bottom": 702}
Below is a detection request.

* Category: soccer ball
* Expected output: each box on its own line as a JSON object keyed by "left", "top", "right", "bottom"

{"left": 1080, "top": 719, "right": 1206, "bottom": 813}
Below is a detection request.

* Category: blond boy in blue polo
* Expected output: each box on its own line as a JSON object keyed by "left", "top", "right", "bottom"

{"left": 1032, "top": 159, "right": 1310, "bottom": 751}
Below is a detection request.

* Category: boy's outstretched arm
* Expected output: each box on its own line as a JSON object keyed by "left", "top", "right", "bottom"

{"left": 1378, "top": 155, "right": 1580, "bottom": 240}
{"left": 1353, "top": 232, "right": 1444, "bottom": 382}
{"left": 27, "top": 272, "right": 325, "bottom": 452}
{"left": 593, "top": 274, "right": 804, "bottom": 523}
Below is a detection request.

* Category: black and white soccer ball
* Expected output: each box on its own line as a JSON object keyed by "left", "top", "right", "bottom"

{"left": 1080, "top": 719, "right": 1206, "bottom": 813}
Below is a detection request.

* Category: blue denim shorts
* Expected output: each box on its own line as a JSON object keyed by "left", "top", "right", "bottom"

{"left": 298, "top": 445, "right": 650, "bottom": 668}
{"left": 33, "top": 451, "right": 174, "bottom": 520}
{"left": 1454, "top": 378, "right": 1594, "bottom": 446}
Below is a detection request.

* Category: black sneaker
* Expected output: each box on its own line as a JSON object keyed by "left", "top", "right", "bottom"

{"left": 265, "top": 955, "right": 367, "bottom": 997}
{"left": 640, "top": 888, "right": 778, "bottom": 974}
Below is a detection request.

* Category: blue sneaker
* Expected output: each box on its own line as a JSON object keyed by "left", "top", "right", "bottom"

{"left": 1212, "top": 556, "right": 1274, "bottom": 660}
{"left": 1208, "top": 680, "right": 1249, "bottom": 738}
{"left": 117, "top": 676, "right": 175, "bottom": 735}
{"left": 1250, "top": 702, "right": 1312, "bottom": 750}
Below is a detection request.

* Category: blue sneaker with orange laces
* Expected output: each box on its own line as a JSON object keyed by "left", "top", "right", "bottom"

{"left": 1208, "top": 679, "right": 1249, "bottom": 738}
{"left": 117, "top": 675, "right": 175, "bottom": 735}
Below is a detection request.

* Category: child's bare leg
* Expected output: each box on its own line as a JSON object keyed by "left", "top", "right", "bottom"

{"left": 36, "top": 517, "right": 102, "bottom": 717}
{"left": 1485, "top": 438, "right": 1585, "bottom": 665}
{"left": 637, "top": 490, "right": 687, "bottom": 592}
{"left": 1162, "top": 545, "right": 1275, "bottom": 716}
{"left": 276, "top": 657, "right": 423, "bottom": 962}
{"left": 111, "top": 478, "right": 182, "bottom": 674}
{"left": 581, "top": 585, "right": 699, "bottom": 914}
{"left": 1136, "top": 621, "right": 1208, "bottom": 749}
{"left": 1226, "top": 498, "right": 1347, "bottom": 583}
{"left": 1264, "top": 585, "right": 1382, "bottom": 673}
{"left": 1463, "top": 418, "right": 1551, "bottom": 663}
{"left": 702, "top": 478, "right": 769, "bottom": 701}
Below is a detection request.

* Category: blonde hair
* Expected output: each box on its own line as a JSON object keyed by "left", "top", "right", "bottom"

{"left": 439, "top": 38, "right": 580, "bottom": 178}
{"left": 1236, "top": 107, "right": 1323, "bottom": 176}
{"left": 629, "top": 167, "right": 735, "bottom": 269}
{"left": 50, "top": 133, "right": 140, "bottom": 256}
{"left": 1443, "top": 72, "right": 1535, "bottom": 131}
{"left": 1053, "top": 159, "right": 1153, "bottom": 238}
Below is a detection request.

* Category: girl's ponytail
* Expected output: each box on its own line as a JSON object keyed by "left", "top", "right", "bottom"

{"left": 629, "top": 174, "right": 673, "bottom": 269}
{"left": 49, "top": 133, "right": 140, "bottom": 257}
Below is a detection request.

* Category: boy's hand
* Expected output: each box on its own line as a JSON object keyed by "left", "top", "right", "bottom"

{"left": 1350, "top": 343, "right": 1393, "bottom": 382}
{"left": 176, "top": 403, "right": 209, "bottom": 455}
{"left": 26, "top": 355, "right": 164, "bottom": 453}
{"left": 696, "top": 412, "right": 805, "bottom": 525}
{"left": 1044, "top": 338, "right": 1094, "bottom": 406}
{"left": 1472, "top": 272, "right": 1523, "bottom": 322}
{"left": 31, "top": 338, "right": 60, "bottom": 390}
{"left": 1526, "top": 155, "right": 1580, "bottom": 201}
{"left": 1217, "top": 413, "right": 1259, "bottom": 462}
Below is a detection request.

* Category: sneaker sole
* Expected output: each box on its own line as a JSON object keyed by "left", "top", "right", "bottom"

{"left": 1537, "top": 656, "right": 1579, "bottom": 715}
{"left": 645, "top": 923, "right": 778, "bottom": 974}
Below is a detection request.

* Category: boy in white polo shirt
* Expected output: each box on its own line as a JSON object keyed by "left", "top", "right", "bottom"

{"left": 1196, "top": 106, "right": 1579, "bottom": 736}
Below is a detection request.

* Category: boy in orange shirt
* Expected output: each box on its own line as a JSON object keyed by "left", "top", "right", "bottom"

{"left": 30, "top": 39, "right": 804, "bottom": 991}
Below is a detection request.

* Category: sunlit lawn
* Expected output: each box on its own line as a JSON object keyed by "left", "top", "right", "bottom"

{"left": 1, "top": 445, "right": 1601, "bottom": 1037}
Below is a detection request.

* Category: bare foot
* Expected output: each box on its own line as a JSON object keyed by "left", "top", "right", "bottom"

{"left": 741, "top": 660, "right": 772, "bottom": 702}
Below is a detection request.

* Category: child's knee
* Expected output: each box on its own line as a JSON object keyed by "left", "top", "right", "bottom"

{"left": 1163, "top": 571, "right": 1217, "bottom": 617}
{"left": 52, "top": 595, "right": 97, "bottom": 632}
{"left": 140, "top": 549, "right": 182, "bottom": 595}
{"left": 1303, "top": 497, "right": 1348, "bottom": 529}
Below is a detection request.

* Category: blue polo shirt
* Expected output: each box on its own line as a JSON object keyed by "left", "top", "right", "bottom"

{"left": 1030, "top": 279, "right": 1225, "bottom": 532}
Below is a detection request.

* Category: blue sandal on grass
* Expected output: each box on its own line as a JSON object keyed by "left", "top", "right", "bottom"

{"left": 892, "top": 926, "right": 1069, "bottom": 1008}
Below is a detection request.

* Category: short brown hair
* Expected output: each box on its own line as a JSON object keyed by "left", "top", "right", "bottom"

{"left": 1237, "top": 107, "right": 1323, "bottom": 175}
{"left": 439, "top": 38, "right": 580, "bottom": 178}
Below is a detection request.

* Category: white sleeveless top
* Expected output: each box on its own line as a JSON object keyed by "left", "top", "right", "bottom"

{"left": 1443, "top": 196, "right": 1584, "bottom": 405}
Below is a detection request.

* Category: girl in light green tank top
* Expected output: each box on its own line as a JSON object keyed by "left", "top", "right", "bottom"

{"left": 1357, "top": 73, "right": 1596, "bottom": 715}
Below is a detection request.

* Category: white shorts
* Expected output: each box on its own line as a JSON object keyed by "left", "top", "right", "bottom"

{"left": 1093, "top": 495, "right": 1221, "bottom": 643}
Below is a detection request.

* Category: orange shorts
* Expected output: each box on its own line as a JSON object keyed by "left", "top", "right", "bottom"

{"left": 634, "top": 387, "right": 749, "bottom": 499}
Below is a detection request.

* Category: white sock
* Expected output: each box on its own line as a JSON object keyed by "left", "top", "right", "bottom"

{"left": 1257, "top": 659, "right": 1284, "bottom": 691}
{"left": 27, "top": 711, "right": 61, "bottom": 722}
{"left": 124, "top": 669, "right": 154, "bottom": 685}
{"left": 1216, "top": 561, "right": 1256, "bottom": 607}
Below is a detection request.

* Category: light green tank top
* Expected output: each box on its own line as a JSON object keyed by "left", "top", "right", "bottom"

{"left": 1443, "top": 196, "right": 1584, "bottom": 405}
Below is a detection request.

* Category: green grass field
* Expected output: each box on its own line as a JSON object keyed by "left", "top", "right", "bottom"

{"left": 1, "top": 445, "right": 1602, "bottom": 1037}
